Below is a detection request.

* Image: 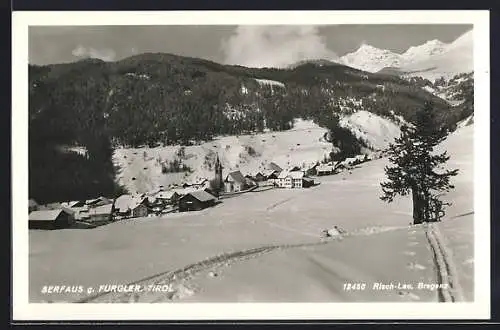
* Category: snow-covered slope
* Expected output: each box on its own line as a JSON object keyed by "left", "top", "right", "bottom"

{"left": 340, "top": 111, "right": 401, "bottom": 150}
{"left": 400, "top": 30, "right": 473, "bottom": 81}
{"left": 338, "top": 30, "right": 473, "bottom": 81}
{"left": 338, "top": 39, "right": 449, "bottom": 73}
{"left": 338, "top": 44, "right": 403, "bottom": 73}
{"left": 402, "top": 39, "right": 447, "bottom": 63}
{"left": 113, "top": 119, "right": 332, "bottom": 193}
{"left": 113, "top": 113, "right": 402, "bottom": 193}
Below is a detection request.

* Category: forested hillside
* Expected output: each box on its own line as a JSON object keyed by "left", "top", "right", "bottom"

{"left": 28, "top": 53, "right": 467, "bottom": 203}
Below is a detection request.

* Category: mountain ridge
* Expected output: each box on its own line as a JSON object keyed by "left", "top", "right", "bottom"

{"left": 337, "top": 30, "right": 473, "bottom": 81}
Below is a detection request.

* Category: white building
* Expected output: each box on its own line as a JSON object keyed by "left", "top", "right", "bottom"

{"left": 277, "top": 170, "right": 311, "bottom": 189}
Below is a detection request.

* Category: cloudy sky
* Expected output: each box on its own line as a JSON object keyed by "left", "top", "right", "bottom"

{"left": 29, "top": 25, "right": 472, "bottom": 67}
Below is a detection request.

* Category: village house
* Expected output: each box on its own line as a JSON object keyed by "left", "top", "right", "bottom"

{"left": 342, "top": 155, "right": 368, "bottom": 168}
{"left": 190, "top": 178, "right": 209, "bottom": 189}
{"left": 38, "top": 202, "right": 63, "bottom": 210}
{"left": 178, "top": 190, "right": 217, "bottom": 212}
{"left": 85, "top": 196, "right": 113, "bottom": 208}
{"left": 290, "top": 171, "right": 305, "bottom": 188}
{"left": 262, "top": 169, "right": 280, "bottom": 184}
{"left": 304, "top": 163, "right": 319, "bottom": 176}
{"left": 155, "top": 190, "right": 180, "bottom": 206}
{"left": 316, "top": 164, "right": 334, "bottom": 176}
{"left": 71, "top": 205, "right": 90, "bottom": 221}
{"left": 131, "top": 199, "right": 149, "bottom": 218}
{"left": 145, "top": 194, "right": 162, "bottom": 209}
{"left": 250, "top": 172, "right": 267, "bottom": 182}
{"left": 29, "top": 208, "right": 75, "bottom": 230}
{"left": 61, "top": 200, "right": 86, "bottom": 208}
{"left": 224, "top": 170, "right": 248, "bottom": 193}
{"left": 113, "top": 194, "right": 148, "bottom": 219}
{"left": 277, "top": 170, "right": 314, "bottom": 189}
{"left": 114, "top": 194, "right": 134, "bottom": 217}
{"left": 172, "top": 187, "right": 198, "bottom": 198}
{"left": 277, "top": 171, "right": 291, "bottom": 188}
{"left": 343, "top": 157, "right": 359, "bottom": 167}
{"left": 88, "top": 204, "right": 113, "bottom": 223}
{"left": 287, "top": 165, "right": 302, "bottom": 172}
{"left": 245, "top": 175, "right": 257, "bottom": 188}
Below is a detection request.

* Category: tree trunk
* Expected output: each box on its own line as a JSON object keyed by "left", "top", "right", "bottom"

{"left": 412, "top": 188, "right": 423, "bottom": 225}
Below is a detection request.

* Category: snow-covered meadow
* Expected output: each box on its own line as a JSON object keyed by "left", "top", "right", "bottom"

{"left": 113, "top": 114, "right": 400, "bottom": 194}
{"left": 29, "top": 122, "right": 473, "bottom": 303}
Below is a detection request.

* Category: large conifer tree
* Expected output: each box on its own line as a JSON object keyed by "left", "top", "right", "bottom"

{"left": 380, "top": 102, "right": 459, "bottom": 224}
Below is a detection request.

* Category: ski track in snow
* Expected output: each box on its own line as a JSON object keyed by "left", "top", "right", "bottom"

{"left": 424, "top": 223, "right": 465, "bottom": 302}
{"left": 77, "top": 224, "right": 411, "bottom": 303}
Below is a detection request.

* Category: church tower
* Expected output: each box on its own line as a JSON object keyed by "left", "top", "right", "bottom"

{"left": 214, "top": 153, "right": 223, "bottom": 193}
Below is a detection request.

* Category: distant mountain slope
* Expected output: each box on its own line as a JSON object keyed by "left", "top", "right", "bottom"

{"left": 338, "top": 44, "right": 403, "bottom": 73}
{"left": 339, "top": 30, "right": 473, "bottom": 81}
{"left": 397, "top": 30, "right": 473, "bottom": 81}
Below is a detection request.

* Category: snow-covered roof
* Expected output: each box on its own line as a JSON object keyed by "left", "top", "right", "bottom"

{"left": 182, "top": 190, "right": 217, "bottom": 203}
{"left": 226, "top": 171, "right": 246, "bottom": 185}
{"left": 277, "top": 171, "right": 289, "bottom": 179}
{"left": 278, "top": 170, "right": 304, "bottom": 179}
{"left": 89, "top": 204, "right": 113, "bottom": 215}
{"left": 29, "top": 209, "right": 71, "bottom": 222}
{"left": 172, "top": 187, "right": 198, "bottom": 196}
{"left": 114, "top": 194, "right": 142, "bottom": 212}
{"left": 317, "top": 165, "right": 334, "bottom": 172}
{"left": 289, "top": 171, "right": 304, "bottom": 179}
{"left": 156, "top": 191, "right": 178, "bottom": 199}
{"left": 261, "top": 169, "right": 277, "bottom": 177}
{"left": 71, "top": 206, "right": 89, "bottom": 213}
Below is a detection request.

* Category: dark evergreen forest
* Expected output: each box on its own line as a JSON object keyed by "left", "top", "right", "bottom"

{"left": 28, "top": 53, "right": 471, "bottom": 203}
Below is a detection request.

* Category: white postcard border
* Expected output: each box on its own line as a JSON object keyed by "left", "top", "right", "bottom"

{"left": 12, "top": 10, "right": 491, "bottom": 320}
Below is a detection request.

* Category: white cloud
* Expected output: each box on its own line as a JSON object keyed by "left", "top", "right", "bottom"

{"left": 71, "top": 45, "right": 116, "bottom": 62}
{"left": 221, "top": 26, "right": 338, "bottom": 68}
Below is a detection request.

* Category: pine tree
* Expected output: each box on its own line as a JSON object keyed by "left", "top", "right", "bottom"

{"left": 380, "top": 102, "right": 459, "bottom": 225}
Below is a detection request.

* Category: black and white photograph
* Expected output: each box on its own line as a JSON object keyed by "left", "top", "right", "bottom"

{"left": 12, "top": 10, "right": 490, "bottom": 320}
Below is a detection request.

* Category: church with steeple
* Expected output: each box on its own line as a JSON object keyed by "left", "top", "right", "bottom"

{"left": 213, "top": 153, "right": 224, "bottom": 194}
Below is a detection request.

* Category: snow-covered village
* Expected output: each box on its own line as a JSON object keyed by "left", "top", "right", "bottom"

{"left": 20, "top": 19, "right": 487, "bottom": 317}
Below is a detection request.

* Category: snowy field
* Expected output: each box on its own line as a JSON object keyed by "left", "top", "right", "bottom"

{"left": 113, "top": 119, "right": 331, "bottom": 194}
{"left": 113, "top": 115, "right": 400, "bottom": 194}
{"left": 29, "top": 124, "right": 473, "bottom": 303}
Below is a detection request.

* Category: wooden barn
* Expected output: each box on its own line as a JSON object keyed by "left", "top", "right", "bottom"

{"left": 178, "top": 190, "right": 217, "bottom": 212}
{"left": 29, "top": 209, "right": 75, "bottom": 230}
